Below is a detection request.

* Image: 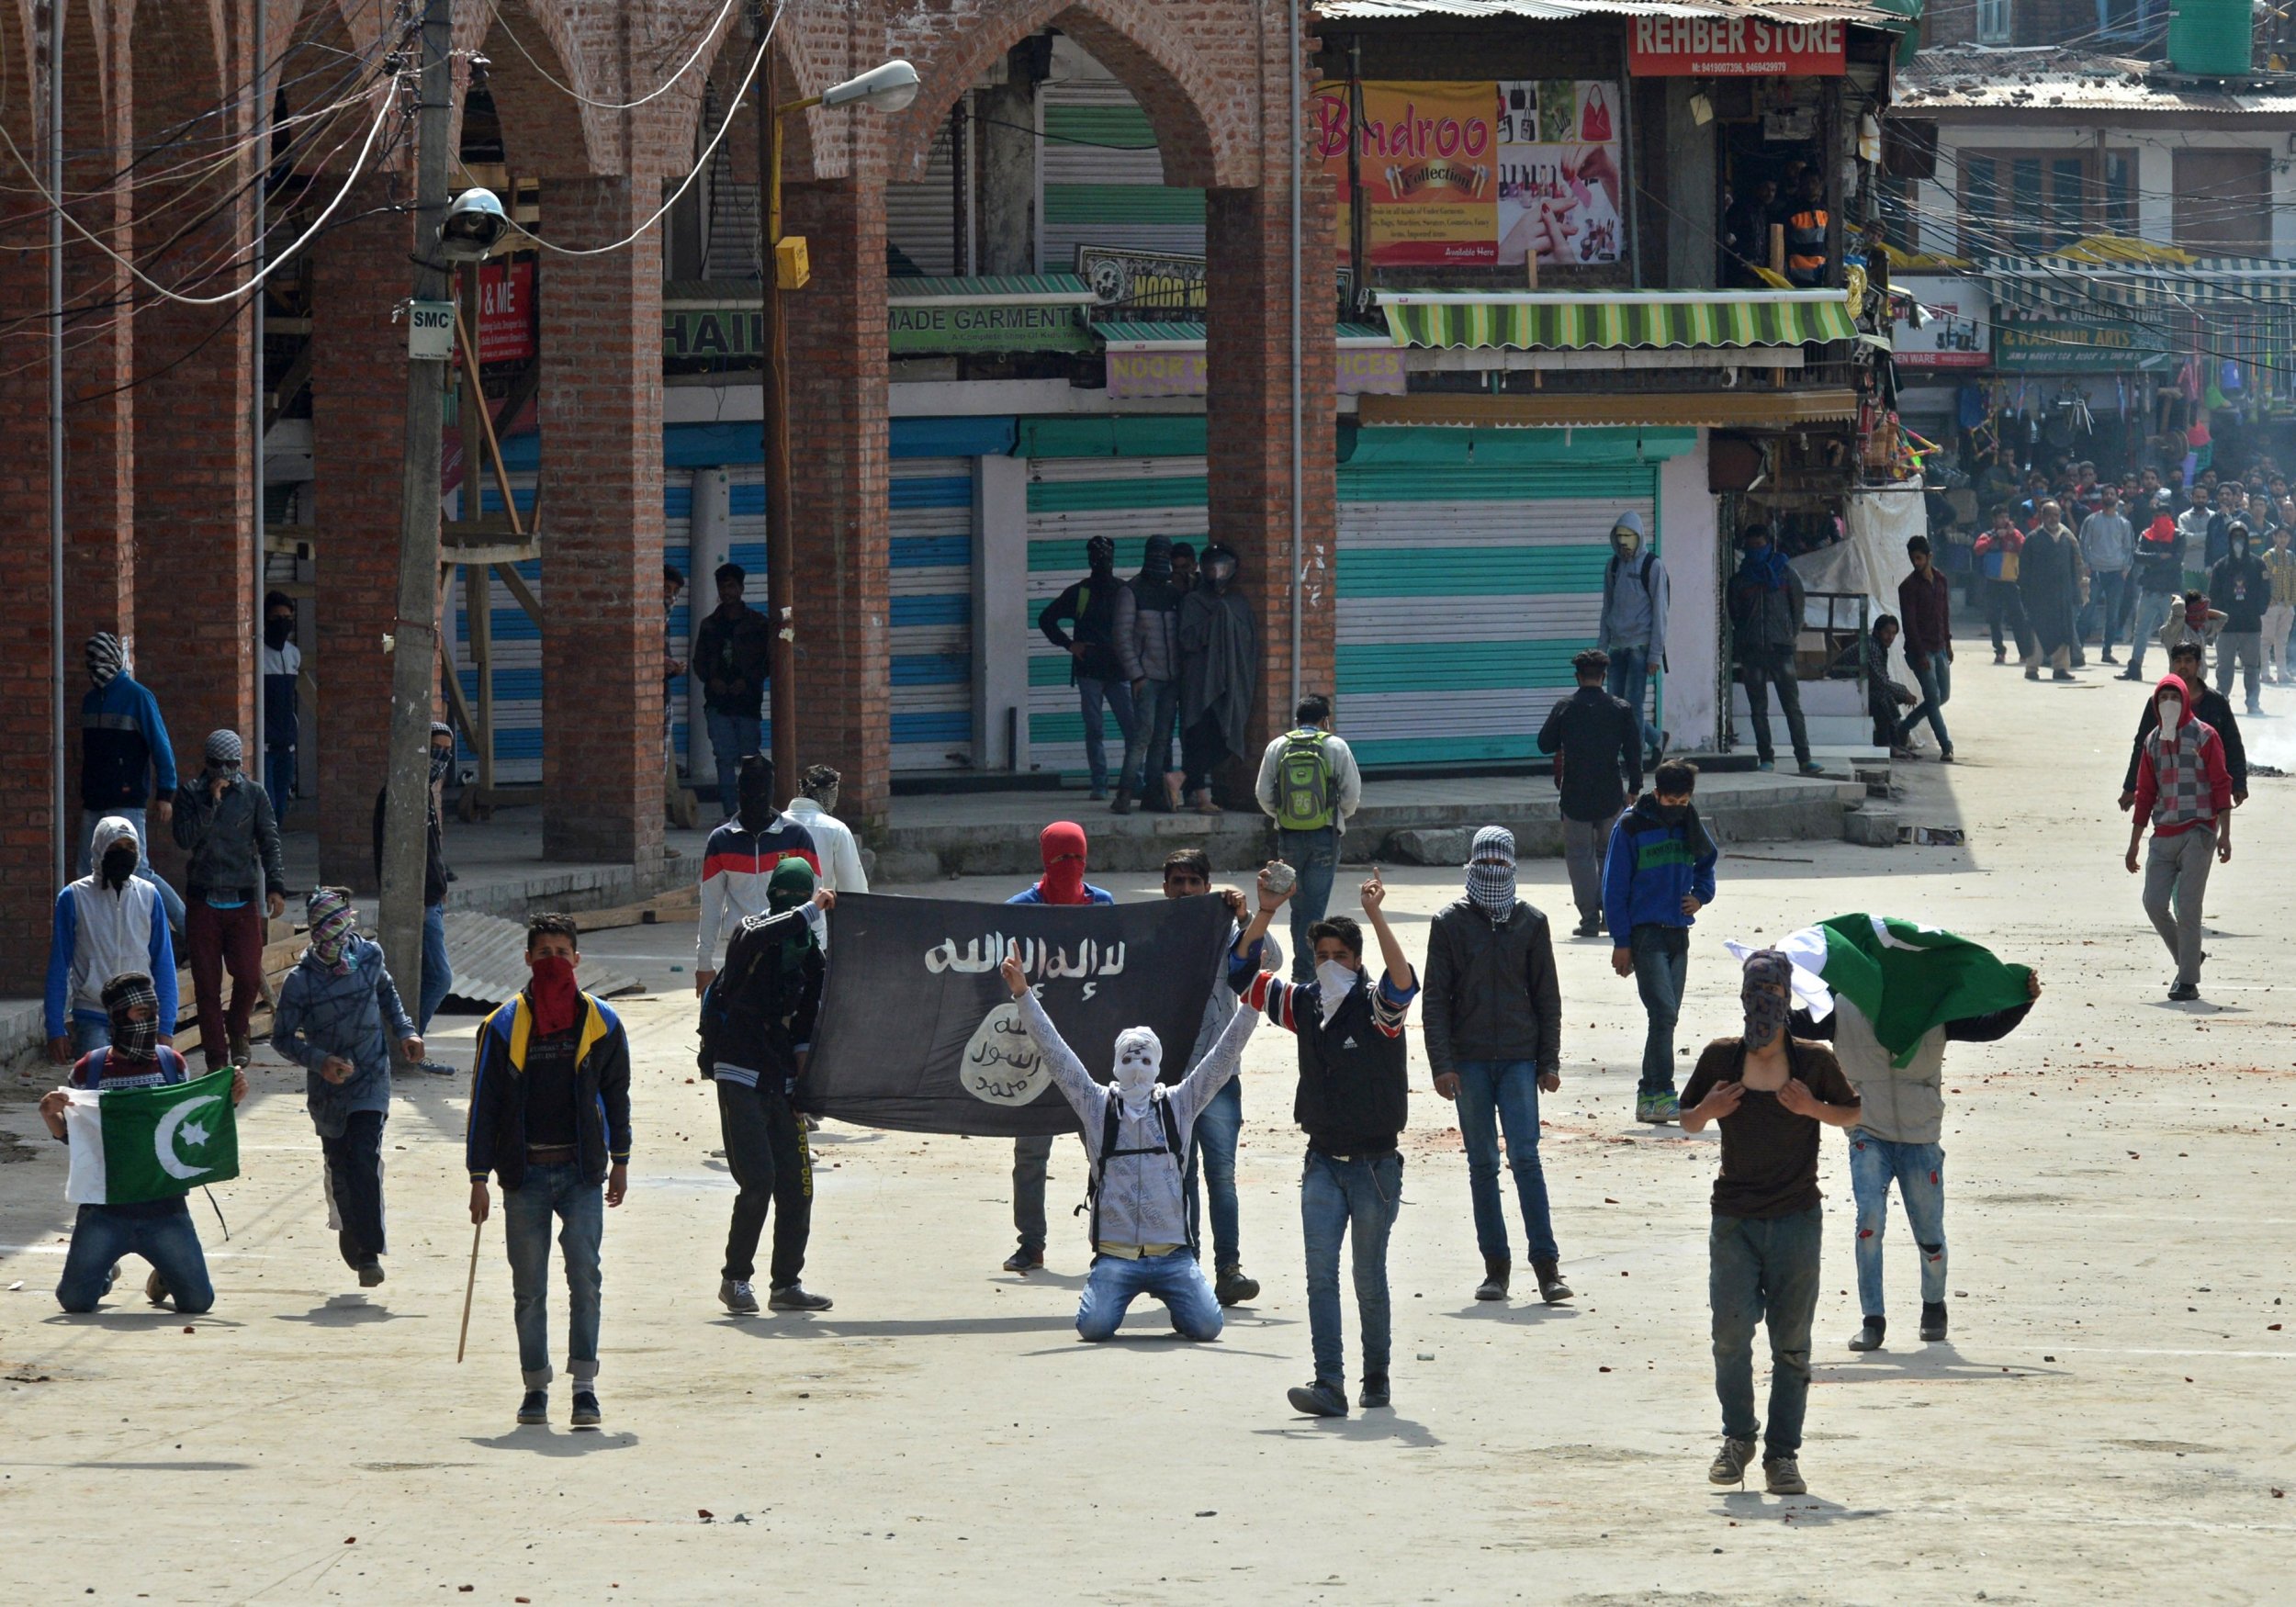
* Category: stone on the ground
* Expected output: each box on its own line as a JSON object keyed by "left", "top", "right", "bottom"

{"left": 1389, "top": 826, "right": 1474, "bottom": 866}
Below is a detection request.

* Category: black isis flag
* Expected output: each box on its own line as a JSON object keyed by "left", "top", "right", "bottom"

{"left": 799, "top": 893, "right": 1234, "bottom": 1137}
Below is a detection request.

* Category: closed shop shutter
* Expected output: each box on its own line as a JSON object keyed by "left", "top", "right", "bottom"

{"left": 1336, "top": 461, "right": 1658, "bottom": 766}
{"left": 453, "top": 471, "right": 541, "bottom": 783}
{"left": 664, "top": 478, "right": 692, "bottom": 774}
{"left": 1039, "top": 79, "right": 1204, "bottom": 272}
{"left": 887, "top": 118, "right": 959, "bottom": 277}
{"left": 1025, "top": 455, "right": 1207, "bottom": 776}
{"left": 892, "top": 455, "right": 976, "bottom": 770}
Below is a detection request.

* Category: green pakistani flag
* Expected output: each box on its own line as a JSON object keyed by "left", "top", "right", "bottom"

{"left": 63, "top": 1067, "right": 240, "bottom": 1206}
{"left": 1764, "top": 916, "right": 2032, "bottom": 1068}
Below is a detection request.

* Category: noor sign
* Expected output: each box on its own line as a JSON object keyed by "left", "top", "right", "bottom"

{"left": 1628, "top": 17, "right": 1847, "bottom": 76}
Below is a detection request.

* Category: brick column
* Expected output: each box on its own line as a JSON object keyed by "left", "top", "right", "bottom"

{"left": 1204, "top": 172, "right": 1339, "bottom": 772}
{"left": 309, "top": 178, "right": 411, "bottom": 893}
{"left": 62, "top": 26, "right": 135, "bottom": 691}
{"left": 781, "top": 178, "right": 890, "bottom": 833}
{"left": 537, "top": 175, "right": 663, "bottom": 866}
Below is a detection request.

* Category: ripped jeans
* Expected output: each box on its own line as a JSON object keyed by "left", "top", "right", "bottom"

{"left": 1848, "top": 1130, "right": 1945, "bottom": 1320}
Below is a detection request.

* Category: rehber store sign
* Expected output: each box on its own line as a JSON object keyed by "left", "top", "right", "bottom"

{"left": 1627, "top": 17, "right": 1846, "bottom": 76}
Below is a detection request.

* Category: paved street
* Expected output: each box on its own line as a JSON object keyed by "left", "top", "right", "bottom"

{"left": 3, "top": 645, "right": 2291, "bottom": 1603}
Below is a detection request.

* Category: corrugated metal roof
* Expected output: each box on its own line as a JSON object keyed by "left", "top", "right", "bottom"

{"left": 1316, "top": 0, "right": 1902, "bottom": 24}
{"left": 440, "top": 912, "right": 641, "bottom": 1008}
{"left": 1896, "top": 44, "right": 2296, "bottom": 115}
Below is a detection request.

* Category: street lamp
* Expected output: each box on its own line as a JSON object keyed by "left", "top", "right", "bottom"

{"left": 759, "top": 57, "right": 920, "bottom": 803}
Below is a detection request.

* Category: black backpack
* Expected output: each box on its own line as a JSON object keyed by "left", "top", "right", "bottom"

{"left": 1081, "top": 1088, "right": 1191, "bottom": 1252}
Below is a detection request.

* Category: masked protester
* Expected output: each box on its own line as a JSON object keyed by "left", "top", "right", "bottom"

{"left": 44, "top": 816, "right": 178, "bottom": 1064}
{"left": 2125, "top": 675, "right": 2234, "bottom": 1001}
{"left": 1240, "top": 870, "right": 1423, "bottom": 1420}
{"left": 40, "top": 972, "right": 247, "bottom": 1314}
{"left": 1680, "top": 950, "right": 1862, "bottom": 1497}
{"left": 1726, "top": 527, "right": 1818, "bottom": 773}
{"left": 1603, "top": 759, "right": 1719, "bottom": 1125}
{"left": 783, "top": 763, "right": 868, "bottom": 899}
{"left": 273, "top": 889, "right": 422, "bottom": 1291}
{"left": 996, "top": 901, "right": 1265, "bottom": 1342}
{"left": 173, "top": 729, "right": 287, "bottom": 1072}
{"left": 75, "top": 632, "right": 186, "bottom": 933}
{"left": 1039, "top": 535, "right": 1136, "bottom": 802}
{"left": 1420, "top": 827, "right": 1570, "bottom": 1305}
{"left": 1176, "top": 544, "right": 1259, "bottom": 814}
{"left": 701, "top": 859, "right": 836, "bottom": 1316}
{"left": 2209, "top": 522, "right": 2269, "bottom": 714}
{"left": 1113, "top": 534, "right": 1187, "bottom": 814}
{"left": 694, "top": 753, "right": 819, "bottom": 998}
{"left": 1597, "top": 511, "right": 1670, "bottom": 764}
{"left": 1536, "top": 649, "right": 1642, "bottom": 937}
{"left": 1000, "top": 822, "right": 1115, "bottom": 1273}
{"left": 262, "top": 591, "right": 301, "bottom": 807}
{"left": 467, "top": 915, "right": 635, "bottom": 1430}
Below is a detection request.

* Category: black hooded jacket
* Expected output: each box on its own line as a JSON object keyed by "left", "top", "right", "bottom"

{"left": 1536, "top": 685, "right": 1642, "bottom": 821}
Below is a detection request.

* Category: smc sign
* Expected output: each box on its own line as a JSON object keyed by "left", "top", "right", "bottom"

{"left": 1627, "top": 17, "right": 1846, "bottom": 76}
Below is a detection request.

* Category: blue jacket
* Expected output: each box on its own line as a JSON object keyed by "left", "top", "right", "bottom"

{"left": 466, "top": 992, "right": 633, "bottom": 1190}
{"left": 273, "top": 936, "right": 413, "bottom": 1139}
{"left": 79, "top": 674, "right": 176, "bottom": 812}
{"left": 1006, "top": 884, "right": 1116, "bottom": 905}
{"left": 45, "top": 866, "right": 177, "bottom": 1039}
{"left": 1602, "top": 797, "right": 1718, "bottom": 940}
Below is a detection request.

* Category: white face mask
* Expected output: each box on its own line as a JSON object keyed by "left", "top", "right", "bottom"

{"left": 1112, "top": 1028, "right": 1162, "bottom": 1096}
{"left": 1313, "top": 959, "right": 1358, "bottom": 1024}
{"left": 2157, "top": 697, "right": 2182, "bottom": 726}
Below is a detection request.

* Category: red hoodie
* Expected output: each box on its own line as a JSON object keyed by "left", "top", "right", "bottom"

{"left": 2133, "top": 675, "right": 2231, "bottom": 835}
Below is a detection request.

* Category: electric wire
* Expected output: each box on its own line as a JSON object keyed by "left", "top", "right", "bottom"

{"left": 485, "top": 0, "right": 741, "bottom": 112}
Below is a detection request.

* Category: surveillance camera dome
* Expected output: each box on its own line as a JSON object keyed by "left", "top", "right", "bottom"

{"left": 439, "top": 187, "right": 510, "bottom": 263}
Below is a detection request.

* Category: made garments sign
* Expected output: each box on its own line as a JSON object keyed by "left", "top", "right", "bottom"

{"left": 888, "top": 301, "right": 1094, "bottom": 355}
{"left": 1627, "top": 17, "right": 1847, "bottom": 76}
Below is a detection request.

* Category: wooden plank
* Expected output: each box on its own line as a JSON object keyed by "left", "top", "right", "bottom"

{"left": 573, "top": 883, "right": 701, "bottom": 935}
{"left": 493, "top": 562, "right": 543, "bottom": 624}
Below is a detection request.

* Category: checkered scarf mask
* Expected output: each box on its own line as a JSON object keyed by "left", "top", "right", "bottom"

{"left": 1741, "top": 950, "right": 1794, "bottom": 1051}
{"left": 306, "top": 889, "right": 358, "bottom": 975}
{"left": 1464, "top": 826, "right": 1517, "bottom": 918}
{"left": 101, "top": 971, "right": 161, "bottom": 1062}
{"left": 204, "top": 729, "right": 243, "bottom": 768}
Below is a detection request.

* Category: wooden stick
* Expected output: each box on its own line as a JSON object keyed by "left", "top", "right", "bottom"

{"left": 456, "top": 1218, "right": 481, "bottom": 1363}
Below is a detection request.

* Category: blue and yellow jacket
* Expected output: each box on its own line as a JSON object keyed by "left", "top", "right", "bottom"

{"left": 1602, "top": 796, "right": 1719, "bottom": 941}
{"left": 466, "top": 992, "right": 632, "bottom": 1190}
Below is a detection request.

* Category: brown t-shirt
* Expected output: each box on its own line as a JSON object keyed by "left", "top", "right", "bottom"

{"left": 1680, "top": 1036, "right": 1860, "bottom": 1219}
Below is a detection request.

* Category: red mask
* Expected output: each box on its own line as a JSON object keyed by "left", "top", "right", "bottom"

{"left": 528, "top": 952, "right": 580, "bottom": 1036}
{"left": 1036, "top": 821, "right": 1090, "bottom": 905}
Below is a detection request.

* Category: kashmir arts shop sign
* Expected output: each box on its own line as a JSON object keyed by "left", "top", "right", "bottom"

{"left": 1627, "top": 17, "right": 1847, "bottom": 76}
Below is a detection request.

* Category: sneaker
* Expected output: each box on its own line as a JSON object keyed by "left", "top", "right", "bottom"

{"left": 718, "top": 1277, "right": 760, "bottom": 1315}
{"left": 144, "top": 1268, "right": 170, "bottom": 1306}
{"left": 1287, "top": 1379, "right": 1349, "bottom": 1419}
{"left": 1213, "top": 1266, "right": 1260, "bottom": 1307}
{"left": 1531, "top": 1259, "right": 1573, "bottom": 1304}
{"left": 1763, "top": 1455, "right": 1807, "bottom": 1496}
{"left": 2025, "top": 667, "right": 2041, "bottom": 680}
{"left": 1571, "top": 918, "right": 1600, "bottom": 938}
{"left": 1475, "top": 1259, "right": 1510, "bottom": 1302}
{"left": 1087, "top": 788, "right": 1109, "bottom": 802}
{"left": 768, "top": 1284, "right": 834, "bottom": 1312}
{"left": 1919, "top": 1300, "right": 1949, "bottom": 1342}
{"left": 2118, "top": 667, "right": 2146, "bottom": 681}
{"left": 1755, "top": 760, "right": 1775, "bottom": 772}
{"left": 2167, "top": 982, "right": 2200, "bottom": 1003}
{"left": 1707, "top": 1436, "right": 1758, "bottom": 1486}
{"left": 1636, "top": 1092, "right": 1679, "bottom": 1125}
{"left": 1798, "top": 761, "right": 1827, "bottom": 776}
{"left": 1109, "top": 792, "right": 1133, "bottom": 815}
{"left": 357, "top": 1259, "right": 386, "bottom": 1288}
{"left": 1002, "top": 1248, "right": 1043, "bottom": 1274}
{"left": 2052, "top": 669, "right": 2077, "bottom": 682}
{"left": 1848, "top": 1318, "right": 1885, "bottom": 1352}
{"left": 418, "top": 1060, "right": 456, "bottom": 1076}
{"left": 570, "top": 1390, "right": 602, "bottom": 1430}
{"left": 228, "top": 1035, "right": 252, "bottom": 1068}
{"left": 2101, "top": 649, "right": 2118, "bottom": 664}
{"left": 1993, "top": 646, "right": 2007, "bottom": 664}
{"left": 517, "top": 1388, "right": 548, "bottom": 1425}
{"left": 1939, "top": 747, "right": 1955, "bottom": 764}
{"left": 1358, "top": 1374, "right": 1390, "bottom": 1410}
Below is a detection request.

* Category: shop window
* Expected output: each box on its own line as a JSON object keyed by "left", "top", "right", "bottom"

{"left": 2173, "top": 149, "right": 2272, "bottom": 255}
{"left": 1961, "top": 147, "right": 2141, "bottom": 255}
{"left": 2097, "top": 0, "right": 2158, "bottom": 39}
{"left": 1976, "top": 0, "right": 2013, "bottom": 43}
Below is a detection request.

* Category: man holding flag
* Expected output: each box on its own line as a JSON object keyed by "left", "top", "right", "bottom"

{"left": 39, "top": 972, "right": 246, "bottom": 1314}
{"left": 1761, "top": 916, "right": 2041, "bottom": 1351}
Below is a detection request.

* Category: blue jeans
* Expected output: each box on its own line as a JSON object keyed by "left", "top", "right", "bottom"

{"left": 1848, "top": 1131, "right": 1946, "bottom": 1318}
{"left": 1898, "top": 654, "right": 1952, "bottom": 752}
{"left": 1709, "top": 1206, "right": 1822, "bottom": 1456}
{"left": 1075, "top": 676, "right": 1137, "bottom": 794}
{"left": 1453, "top": 1060, "right": 1558, "bottom": 1264}
{"left": 69, "top": 1013, "right": 110, "bottom": 1055}
{"left": 57, "top": 1200, "right": 214, "bottom": 1314}
{"left": 2080, "top": 569, "right": 2132, "bottom": 651}
{"left": 1629, "top": 929, "right": 1688, "bottom": 1096}
{"left": 1300, "top": 1148, "right": 1402, "bottom": 1387}
{"left": 1183, "top": 1075, "right": 1243, "bottom": 1266}
{"left": 1277, "top": 826, "right": 1339, "bottom": 983}
{"left": 502, "top": 1162, "right": 603, "bottom": 1388}
{"left": 2124, "top": 590, "right": 2176, "bottom": 677}
{"left": 265, "top": 747, "right": 296, "bottom": 809}
{"left": 1120, "top": 677, "right": 1178, "bottom": 801}
{"left": 1075, "top": 1247, "right": 1223, "bottom": 1341}
{"left": 77, "top": 805, "right": 186, "bottom": 933}
{"left": 419, "top": 902, "right": 452, "bottom": 1033}
{"left": 1605, "top": 643, "right": 1661, "bottom": 757}
{"left": 704, "top": 709, "right": 762, "bottom": 818}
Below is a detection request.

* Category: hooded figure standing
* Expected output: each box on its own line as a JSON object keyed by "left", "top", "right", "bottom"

{"left": 702, "top": 859, "right": 836, "bottom": 1315}
{"left": 1176, "top": 543, "right": 1259, "bottom": 814}
{"left": 1039, "top": 535, "right": 1136, "bottom": 802}
{"left": 998, "top": 933, "right": 1262, "bottom": 1342}
{"left": 1727, "top": 528, "right": 1818, "bottom": 774}
{"left": 1598, "top": 511, "right": 1670, "bottom": 764}
{"left": 1111, "top": 533, "right": 1186, "bottom": 813}
{"left": 1000, "top": 822, "right": 1114, "bottom": 1273}
{"left": 45, "top": 816, "right": 178, "bottom": 1063}
{"left": 2125, "top": 674, "right": 2233, "bottom": 1002}
{"left": 693, "top": 754, "right": 819, "bottom": 998}
{"left": 174, "top": 730, "right": 287, "bottom": 1072}
{"left": 76, "top": 632, "right": 186, "bottom": 933}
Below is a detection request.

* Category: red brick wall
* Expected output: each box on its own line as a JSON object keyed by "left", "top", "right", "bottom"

{"left": 782, "top": 178, "right": 891, "bottom": 833}
{"left": 310, "top": 177, "right": 411, "bottom": 893}
{"left": 538, "top": 176, "right": 666, "bottom": 866}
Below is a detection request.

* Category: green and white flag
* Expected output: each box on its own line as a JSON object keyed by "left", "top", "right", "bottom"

{"left": 63, "top": 1068, "right": 240, "bottom": 1206}
{"left": 1729, "top": 915, "right": 2032, "bottom": 1068}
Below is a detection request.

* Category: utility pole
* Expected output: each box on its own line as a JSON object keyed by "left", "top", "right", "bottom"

{"left": 377, "top": 0, "right": 454, "bottom": 1007}
{"left": 44, "top": 0, "right": 64, "bottom": 894}
{"left": 757, "top": 17, "right": 797, "bottom": 800}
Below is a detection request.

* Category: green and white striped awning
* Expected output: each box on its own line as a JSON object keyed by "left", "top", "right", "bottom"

{"left": 1376, "top": 289, "right": 1857, "bottom": 352}
{"left": 1981, "top": 255, "right": 2296, "bottom": 314}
